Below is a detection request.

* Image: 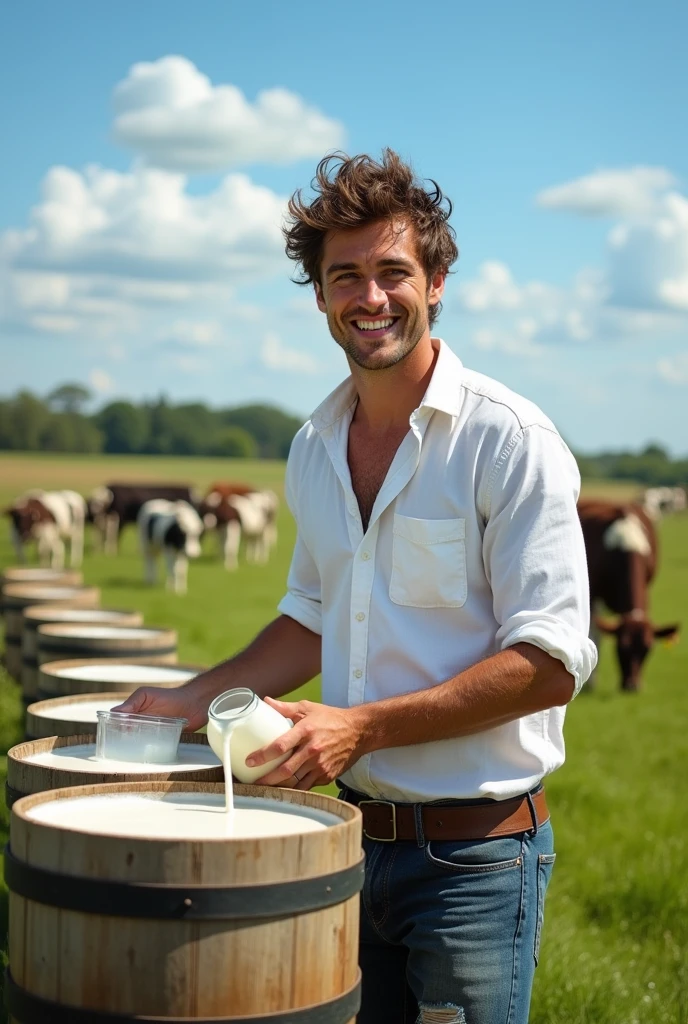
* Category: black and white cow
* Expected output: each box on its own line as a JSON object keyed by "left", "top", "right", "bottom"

{"left": 88, "top": 483, "right": 197, "bottom": 554}
{"left": 6, "top": 490, "right": 86, "bottom": 568}
{"left": 137, "top": 499, "right": 204, "bottom": 594}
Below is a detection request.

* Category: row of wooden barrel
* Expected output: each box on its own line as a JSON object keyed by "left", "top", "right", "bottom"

{"left": 2, "top": 570, "right": 178, "bottom": 702}
{"left": 1, "top": 564, "right": 362, "bottom": 1023}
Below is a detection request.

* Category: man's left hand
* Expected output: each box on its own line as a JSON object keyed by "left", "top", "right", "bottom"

{"left": 246, "top": 697, "right": 368, "bottom": 790}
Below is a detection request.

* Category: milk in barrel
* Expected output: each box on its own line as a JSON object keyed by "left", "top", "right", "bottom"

{"left": 25, "top": 692, "right": 179, "bottom": 740}
{"left": 1, "top": 567, "right": 82, "bottom": 589}
{"left": 6, "top": 733, "right": 223, "bottom": 806}
{"left": 38, "top": 659, "right": 201, "bottom": 699}
{"left": 36, "top": 623, "right": 177, "bottom": 673}
{"left": 2, "top": 584, "right": 100, "bottom": 680}
{"left": 21, "top": 605, "right": 144, "bottom": 705}
{"left": 6, "top": 781, "right": 362, "bottom": 1021}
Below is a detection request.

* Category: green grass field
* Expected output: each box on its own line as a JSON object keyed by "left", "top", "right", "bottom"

{"left": 0, "top": 454, "right": 686, "bottom": 1023}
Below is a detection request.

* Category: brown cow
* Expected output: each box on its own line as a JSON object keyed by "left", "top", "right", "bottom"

{"left": 578, "top": 500, "right": 679, "bottom": 691}
{"left": 6, "top": 490, "right": 86, "bottom": 568}
{"left": 199, "top": 487, "right": 279, "bottom": 569}
{"left": 205, "top": 481, "right": 255, "bottom": 499}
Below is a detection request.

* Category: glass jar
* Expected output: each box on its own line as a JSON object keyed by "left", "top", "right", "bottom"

{"left": 207, "top": 687, "right": 293, "bottom": 783}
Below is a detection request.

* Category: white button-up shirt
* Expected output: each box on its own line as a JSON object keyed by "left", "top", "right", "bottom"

{"left": 278, "top": 340, "right": 597, "bottom": 802}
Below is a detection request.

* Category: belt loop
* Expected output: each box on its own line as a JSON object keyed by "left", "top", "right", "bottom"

{"left": 526, "top": 791, "right": 539, "bottom": 835}
{"left": 413, "top": 803, "right": 425, "bottom": 848}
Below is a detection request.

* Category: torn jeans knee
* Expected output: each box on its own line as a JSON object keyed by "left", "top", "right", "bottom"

{"left": 417, "top": 1004, "right": 467, "bottom": 1024}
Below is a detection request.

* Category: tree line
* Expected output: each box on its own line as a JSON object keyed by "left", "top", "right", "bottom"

{"left": 0, "top": 384, "right": 686, "bottom": 484}
{"left": 0, "top": 385, "right": 303, "bottom": 460}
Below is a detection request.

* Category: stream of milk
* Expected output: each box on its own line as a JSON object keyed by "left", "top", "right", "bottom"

{"left": 223, "top": 729, "right": 234, "bottom": 823}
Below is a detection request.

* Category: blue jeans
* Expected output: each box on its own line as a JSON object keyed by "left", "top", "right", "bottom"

{"left": 351, "top": 799, "right": 555, "bottom": 1024}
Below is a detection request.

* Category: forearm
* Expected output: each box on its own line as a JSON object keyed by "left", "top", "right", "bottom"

{"left": 184, "top": 614, "right": 321, "bottom": 706}
{"left": 354, "top": 643, "right": 575, "bottom": 755}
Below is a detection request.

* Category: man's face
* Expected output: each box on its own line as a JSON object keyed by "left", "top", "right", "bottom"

{"left": 315, "top": 219, "right": 445, "bottom": 371}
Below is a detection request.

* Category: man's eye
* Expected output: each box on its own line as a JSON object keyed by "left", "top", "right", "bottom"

{"left": 335, "top": 273, "right": 356, "bottom": 282}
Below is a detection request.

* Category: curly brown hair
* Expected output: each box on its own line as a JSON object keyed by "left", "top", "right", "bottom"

{"left": 283, "top": 149, "right": 459, "bottom": 327}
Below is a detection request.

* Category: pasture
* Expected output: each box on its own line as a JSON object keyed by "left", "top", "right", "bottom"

{"left": 0, "top": 453, "right": 686, "bottom": 1023}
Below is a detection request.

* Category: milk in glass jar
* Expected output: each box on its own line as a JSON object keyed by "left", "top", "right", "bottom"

{"left": 207, "top": 688, "right": 292, "bottom": 784}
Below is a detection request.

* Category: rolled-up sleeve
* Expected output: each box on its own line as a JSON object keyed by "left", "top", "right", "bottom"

{"left": 482, "top": 424, "right": 598, "bottom": 695}
{"left": 277, "top": 448, "right": 323, "bottom": 636}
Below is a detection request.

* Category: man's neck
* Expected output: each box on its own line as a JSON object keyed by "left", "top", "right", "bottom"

{"left": 350, "top": 336, "right": 438, "bottom": 432}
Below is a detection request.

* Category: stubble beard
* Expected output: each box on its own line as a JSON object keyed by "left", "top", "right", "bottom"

{"left": 326, "top": 305, "right": 429, "bottom": 371}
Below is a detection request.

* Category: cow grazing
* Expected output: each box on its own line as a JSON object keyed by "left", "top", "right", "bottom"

{"left": 578, "top": 500, "right": 679, "bottom": 691}
{"left": 200, "top": 488, "right": 279, "bottom": 570}
{"left": 137, "top": 499, "right": 204, "bottom": 595}
{"left": 206, "top": 483, "right": 258, "bottom": 499}
{"left": 643, "top": 486, "right": 687, "bottom": 521}
{"left": 88, "top": 483, "right": 197, "bottom": 554}
{"left": 6, "top": 490, "right": 86, "bottom": 568}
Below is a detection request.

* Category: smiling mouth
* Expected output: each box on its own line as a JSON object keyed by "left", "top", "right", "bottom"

{"left": 351, "top": 317, "right": 398, "bottom": 333}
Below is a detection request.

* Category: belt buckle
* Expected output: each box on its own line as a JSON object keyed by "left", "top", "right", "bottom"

{"left": 359, "top": 800, "right": 397, "bottom": 842}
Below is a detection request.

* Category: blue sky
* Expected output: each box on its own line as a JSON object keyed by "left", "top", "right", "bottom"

{"left": 2, "top": 0, "right": 687, "bottom": 453}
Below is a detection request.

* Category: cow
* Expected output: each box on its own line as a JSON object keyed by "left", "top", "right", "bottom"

{"left": 199, "top": 488, "right": 279, "bottom": 570}
{"left": 137, "top": 499, "right": 204, "bottom": 595}
{"left": 88, "top": 483, "right": 197, "bottom": 554}
{"left": 643, "top": 486, "right": 687, "bottom": 521}
{"left": 204, "top": 481, "right": 256, "bottom": 499}
{"left": 578, "top": 499, "right": 680, "bottom": 691}
{"left": 6, "top": 490, "right": 86, "bottom": 568}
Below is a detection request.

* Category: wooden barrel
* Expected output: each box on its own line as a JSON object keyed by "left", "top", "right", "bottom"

{"left": 37, "top": 623, "right": 177, "bottom": 672}
{"left": 21, "top": 605, "right": 144, "bottom": 705}
{"left": 1, "top": 567, "right": 82, "bottom": 590}
{"left": 5, "top": 734, "right": 223, "bottom": 806}
{"left": 38, "top": 659, "right": 200, "bottom": 699}
{"left": 2, "top": 584, "right": 100, "bottom": 680}
{"left": 25, "top": 692, "right": 142, "bottom": 740}
{"left": 6, "top": 781, "right": 362, "bottom": 1022}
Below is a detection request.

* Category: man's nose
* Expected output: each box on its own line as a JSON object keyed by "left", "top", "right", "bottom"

{"left": 357, "top": 277, "right": 387, "bottom": 308}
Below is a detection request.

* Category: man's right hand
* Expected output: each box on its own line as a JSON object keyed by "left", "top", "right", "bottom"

{"left": 112, "top": 686, "right": 209, "bottom": 733}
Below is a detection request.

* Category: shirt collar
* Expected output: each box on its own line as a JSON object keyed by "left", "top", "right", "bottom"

{"left": 310, "top": 338, "right": 464, "bottom": 432}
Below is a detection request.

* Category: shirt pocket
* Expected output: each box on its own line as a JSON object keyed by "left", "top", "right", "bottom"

{"left": 389, "top": 514, "right": 467, "bottom": 608}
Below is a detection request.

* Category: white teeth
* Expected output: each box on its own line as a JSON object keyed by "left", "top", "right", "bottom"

{"left": 355, "top": 319, "right": 394, "bottom": 331}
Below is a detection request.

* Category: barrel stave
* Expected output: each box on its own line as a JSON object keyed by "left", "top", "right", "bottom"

{"left": 8, "top": 782, "right": 362, "bottom": 1018}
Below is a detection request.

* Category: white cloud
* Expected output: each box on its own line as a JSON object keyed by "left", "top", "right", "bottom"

{"left": 460, "top": 167, "right": 688, "bottom": 365}
{"left": 89, "top": 368, "right": 114, "bottom": 393}
{"left": 536, "top": 166, "right": 676, "bottom": 218}
{"left": 459, "top": 262, "right": 523, "bottom": 311}
{"left": 112, "top": 56, "right": 344, "bottom": 172}
{"left": 657, "top": 353, "right": 688, "bottom": 385}
{"left": 5, "top": 164, "right": 286, "bottom": 283}
{"left": 607, "top": 192, "right": 688, "bottom": 311}
{"left": 459, "top": 263, "right": 600, "bottom": 348}
{"left": 472, "top": 325, "right": 543, "bottom": 357}
{"left": 0, "top": 163, "right": 289, "bottom": 340}
{"left": 159, "top": 320, "right": 225, "bottom": 349}
{"left": 260, "top": 332, "right": 319, "bottom": 373}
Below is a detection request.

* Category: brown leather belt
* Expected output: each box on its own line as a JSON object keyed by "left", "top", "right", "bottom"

{"left": 343, "top": 788, "right": 549, "bottom": 842}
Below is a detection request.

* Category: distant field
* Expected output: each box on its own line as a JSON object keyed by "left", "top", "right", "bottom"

{"left": 1, "top": 454, "right": 686, "bottom": 1023}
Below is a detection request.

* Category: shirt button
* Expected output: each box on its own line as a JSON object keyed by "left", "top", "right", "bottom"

{"left": 355, "top": 612, "right": 365, "bottom": 622}
{"left": 354, "top": 669, "right": 363, "bottom": 678}
{"left": 361, "top": 551, "right": 371, "bottom": 561}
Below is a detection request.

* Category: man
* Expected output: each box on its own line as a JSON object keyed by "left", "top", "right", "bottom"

{"left": 118, "top": 150, "right": 597, "bottom": 1023}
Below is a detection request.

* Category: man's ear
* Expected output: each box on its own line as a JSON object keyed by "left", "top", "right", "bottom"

{"left": 428, "top": 271, "right": 446, "bottom": 309}
{"left": 315, "top": 281, "right": 327, "bottom": 314}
